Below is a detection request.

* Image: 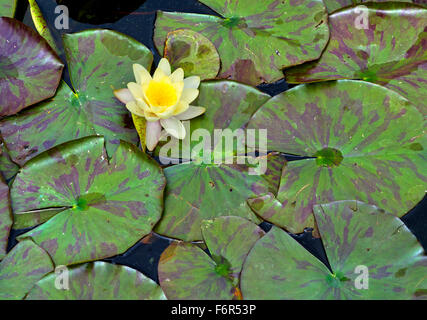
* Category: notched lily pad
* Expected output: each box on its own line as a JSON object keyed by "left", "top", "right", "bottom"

{"left": 0, "top": 174, "right": 11, "bottom": 259}
{"left": 0, "top": 0, "right": 16, "bottom": 17}
{"left": 10, "top": 136, "right": 166, "bottom": 266}
{"left": 155, "top": 153, "right": 286, "bottom": 242}
{"left": 0, "top": 17, "right": 64, "bottom": 116}
{"left": 164, "top": 29, "right": 220, "bottom": 80}
{"left": 247, "top": 80, "right": 426, "bottom": 234}
{"left": 241, "top": 201, "right": 427, "bottom": 299}
{"left": 26, "top": 261, "right": 166, "bottom": 300}
{"left": 158, "top": 216, "right": 264, "bottom": 299}
{"left": 0, "top": 28, "right": 153, "bottom": 173}
{"left": 286, "top": 3, "right": 427, "bottom": 116}
{"left": 154, "top": 0, "right": 329, "bottom": 85}
{"left": 0, "top": 239, "right": 54, "bottom": 299}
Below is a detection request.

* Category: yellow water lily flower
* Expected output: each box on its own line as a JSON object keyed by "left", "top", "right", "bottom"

{"left": 114, "top": 58, "right": 206, "bottom": 151}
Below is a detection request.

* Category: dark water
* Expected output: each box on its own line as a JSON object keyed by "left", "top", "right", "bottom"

{"left": 6, "top": 0, "right": 427, "bottom": 284}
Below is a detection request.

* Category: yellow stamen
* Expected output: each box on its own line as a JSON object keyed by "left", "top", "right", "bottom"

{"left": 145, "top": 79, "right": 178, "bottom": 108}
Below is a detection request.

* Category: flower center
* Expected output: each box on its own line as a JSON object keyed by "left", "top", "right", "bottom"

{"left": 314, "top": 147, "right": 343, "bottom": 168}
{"left": 145, "top": 79, "right": 178, "bottom": 107}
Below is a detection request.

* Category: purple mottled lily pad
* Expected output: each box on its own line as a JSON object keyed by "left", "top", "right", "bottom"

{"left": 158, "top": 216, "right": 264, "bottom": 299}
{"left": 164, "top": 29, "right": 220, "bottom": 80}
{"left": 10, "top": 136, "right": 166, "bottom": 266}
{"left": 0, "top": 29, "right": 153, "bottom": 174}
{"left": 241, "top": 200, "right": 427, "bottom": 299}
{"left": 286, "top": 3, "right": 427, "bottom": 116}
{"left": 154, "top": 153, "right": 285, "bottom": 241}
{"left": 0, "top": 239, "right": 54, "bottom": 299}
{"left": 0, "top": 174, "right": 11, "bottom": 259}
{"left": 0, "top": 0, "right": 16, "bottom": 17}
{"left": 154, "top": 0, "right": 329, "bottom": 85}
{"left": 26, "top": 261, "right": 166, "bottom": 300}
{"left": 0, "top": 17, "right": 63, "bottom": 116}
{"left": 247, "top": 80, "right": 426, "bottom": 234}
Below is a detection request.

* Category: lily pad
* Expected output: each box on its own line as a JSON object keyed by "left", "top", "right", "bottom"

{"left": 241, "top": 201, "right": 427, "bottom": 299}
{"left": 0, "top": 28, "right": 153, "bottom": 171}
{"left": 154, "top": 0, "right": 329, "bottom": 85}
{"left": 0, "top": 174, "right": 11, "bottom": 259}
{"left": 158, "top": 216, "right": 264, "bottom": 299}
{"left": 0, "top": 139, "right": 19, "bottom": 180}
{"left": 247, "top": 80, "right": 427, "bottom": 234}
{"left": 286, "top": 3, "right": 427, "bottom": 116}
{"left": 154, "top": 153, "right": 285, "bottom": 241}
{"left": 156, "top": 80, "right": 270, "bottom": 161}
{"left": 10, "top": 136, "right": 166, "bottom": 266}
{"left": 323, "top": 0, "right": 426, "bottom": 13}
{"left": 0, "top": 239, "right": 54, "bottom": 299}
{"left": 28, "top": 0, "right": 60, "bottom": 54}
{"left": 0, "top": 0, "right": 16, "bottom": 17}
{"left": 0, "top": 17, "right": 64, "bottom": 116}
{"left": 26, "top": 261, "right": 166, "bottom": 300}
{"left": 164, "top": 29, "right": 220, "bottom": 80}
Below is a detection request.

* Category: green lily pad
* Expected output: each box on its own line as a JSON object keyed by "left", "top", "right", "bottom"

{"left": 286, "top": 3, "right": 427, "bottom": 116}
{"left": 0, "top": 174, "right": 11, "bottom": 259}
{"left": 323, "top": 0, "right": 426, "bottom": 13}
{"left": 154, "top": 153, "right": 285, "bottom": 241}
{"left": 154, "top": 0, "right": 329, "bottom": 85}
{"left": 10, "top": 136, "right": 166, "bottom": 266}
{"left": 241, "top": 201, "right": 427, "bottom": 299}
{"left": 247, "top": 80, "right": 426, "bottom": 234}
{"left": 0, "top": 28, "right": 153, "bottom": 171}
{"left": 26, "top": 261, "right": 166, "bottom": 300}
{"left": 0, "top": 239, "right": 54, "bottom": 299}
{"left": 156, "top": 80, "right": 270, "bottom": 161}
{"left": 0, "top": 17, "right": 64, "bottom": 116}
{"left": 0, "top": 138, "right": 18, "bottom": 181}
{"left": 0, "top": 0, "right": 16, "bottom": 17}
{"left": 164, "top": 29, "right": 220, "bottom": 80}
{"left": 158, "top": 216, "right": 264, "bottom": 299}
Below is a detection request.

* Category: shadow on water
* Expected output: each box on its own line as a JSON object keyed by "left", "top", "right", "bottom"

{"left": 56, "top": 0, "right": 149, "bottom": 25}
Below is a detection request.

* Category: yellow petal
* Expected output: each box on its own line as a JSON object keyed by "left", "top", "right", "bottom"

{"left": 160, "top": 117, "right": 186, "bottom": 139}
{"left": 127, "top": 82, "right": 144, "bottom": 100}
{"left": 180, "top": 88, "right": 199, "bottom": 104}
{"left": 170, "top": 68, "right": 184, "bottom": 83}
{"left": 125, "top": 101, "right": 145, "bottom": 117}
{"left": 153, "top": 58, "right": 171, "bottom": 80}
{"left": 133, "top": 64, "right": 152, "bottom": 85}
{"left": 155, "top": 103, "right": 179, "bottom": 119}
{"left": 173, "top": 101, "right": 190, "bottom": 116}
{"left": 135, "top": 97, "right": 151, "bottom": 113}
{"left": 114, "top": 88, "right": 133, "bottom": 104}
{"left": 173, "top": 81, "right": 185, "bottom": 100}
{"left": 184, "top": 76, "right": 200, "bottom": 89}
{"left": 144, "top": 110, "right": 160, "bottom": 122}
{"left": 176, "top": 106, "right": 206, "bottom": 120}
